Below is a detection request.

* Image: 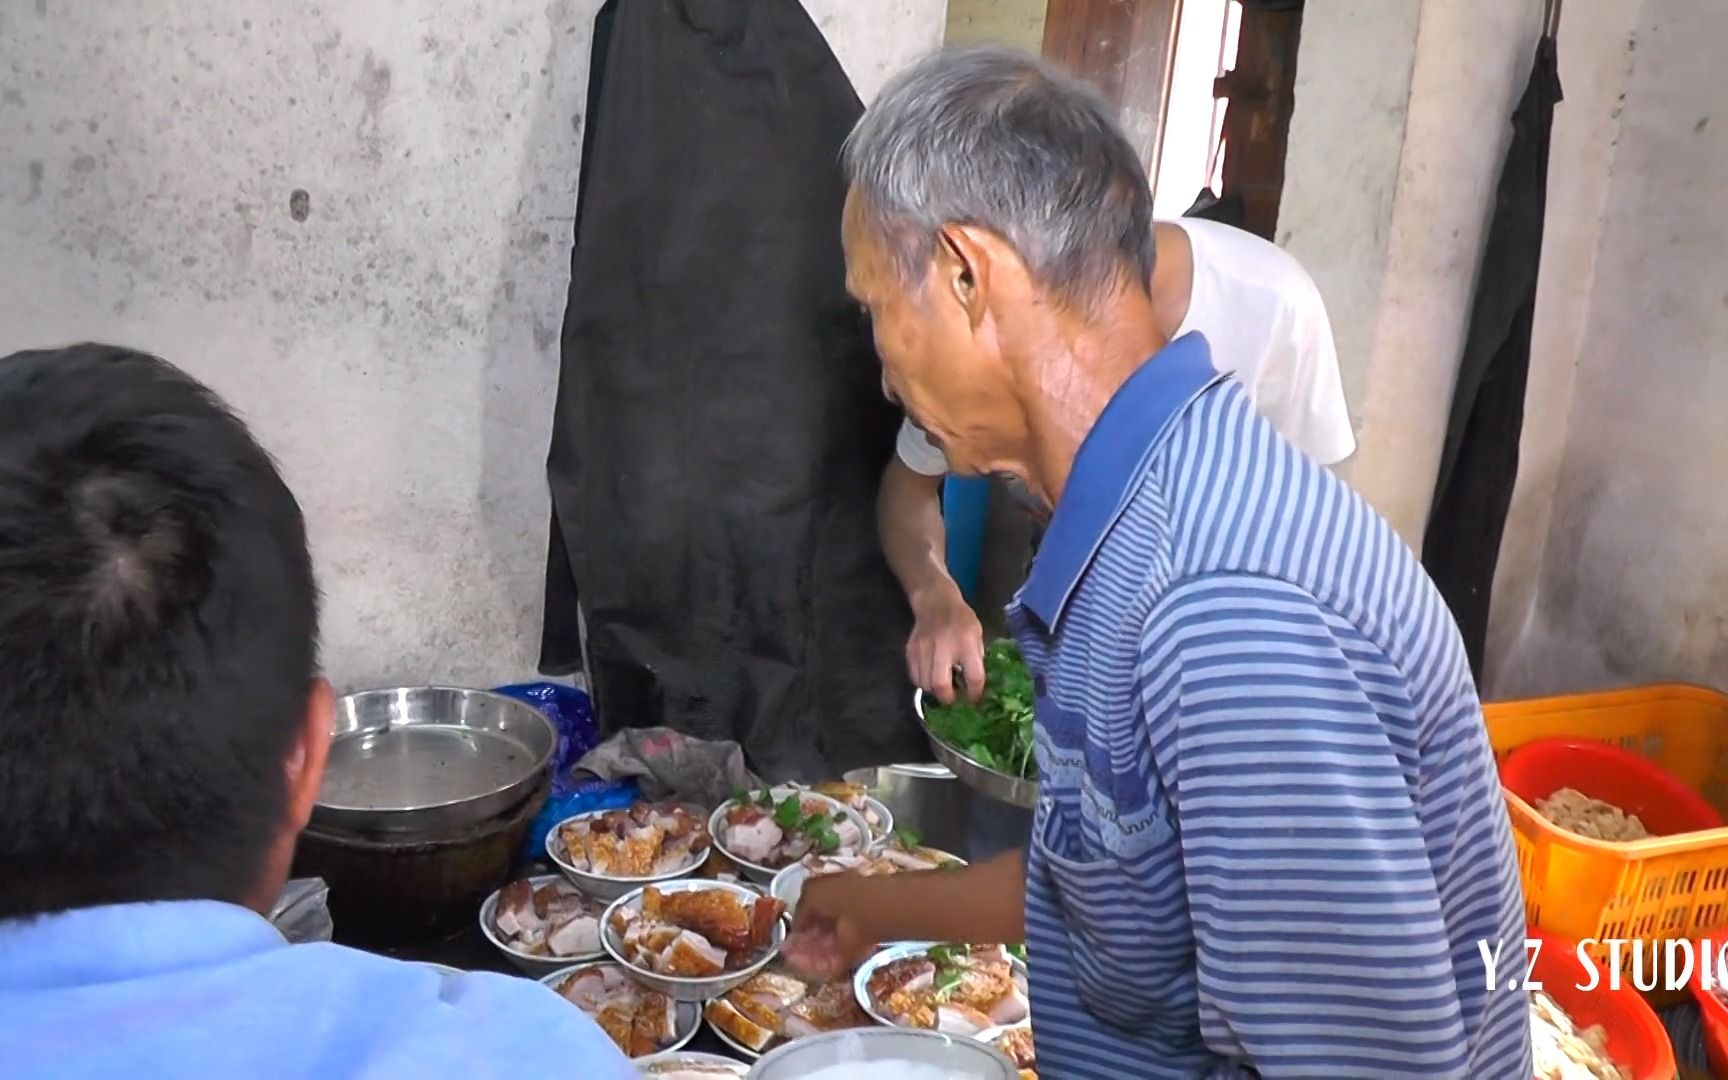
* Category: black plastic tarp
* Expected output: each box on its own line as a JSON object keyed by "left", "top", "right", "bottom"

{"left": 540, "top": 0, "right": 919, "bottom": 779}
{"left": 1422, "top": 35, "right": 1563, "bottom": 678}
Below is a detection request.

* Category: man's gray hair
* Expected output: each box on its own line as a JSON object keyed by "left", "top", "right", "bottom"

{"left": 842, "top": 45, "right": 1155, "bottom": 309}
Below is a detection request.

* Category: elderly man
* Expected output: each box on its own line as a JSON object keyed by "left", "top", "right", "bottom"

{"left": 884, "top": 209, "right": 1355, "bottom": 704}
{"left": 787, "top": 47, "right": 1531, "bottom": 1078}
{"left": 0, "top": 345, "right": 633, "bottom": 1078}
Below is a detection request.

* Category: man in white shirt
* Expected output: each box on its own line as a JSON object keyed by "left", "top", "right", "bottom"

{"left": 881, "top": 216, "right": 1355, "bottom": 702}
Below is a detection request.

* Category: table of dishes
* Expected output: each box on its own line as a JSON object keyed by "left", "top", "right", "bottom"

{"left": 386, "top": 783, "right": 1037, "bottom": 1078}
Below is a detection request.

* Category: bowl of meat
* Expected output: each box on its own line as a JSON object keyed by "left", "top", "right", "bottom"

{"left": 548, "top": 801, "right": 713, "bottom": 901}
{"left": 804, "top": 782, "right": 894, "bottom": 842}
{"left": 479, "top": 873, "right": 607, "bottom": 977}
{"left": 542, "top": 961, "right": 702, "bottom": 1059}
{"left": 974, "top": 1025, "right": 1037, "bottom": 1079}
{"left": 854, "top": 942, "right": 1031, "bottom": 1037}
{"left": 601, "top": 879, "right": 787, "bottom": 1002}
{"left": 634, "top": 1051, "right": 750, "bottom": 1078}
{"left": 703, "top": 964, "right": 877, "bottom": 1060}
{"left": 708, "top": 787, "right": 872, "bottom": 885}
{"left": 769, "top": 835, "right": 965, "bottom": 913}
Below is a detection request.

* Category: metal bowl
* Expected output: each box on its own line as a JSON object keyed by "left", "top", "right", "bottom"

{"left": 315, "top": 686, "right": 558, "bottom": 833}
{"left": 540, "top": 962, "right": 702, "bottom": 1058}
{"left": 853, "top": 941, "right": 1031, "bottom": 1030}
{"left": 478, "top": 873, "right": 606, "bottom": 977}
{"left": 708, "top": 788, "right": 874, "bottom": 885}
{"left": 636, "top": 1050, "right": 749, "bottom": 1076}
{"left": 546, "top": 805, "right": 713, "bottom": 901}
{"left": 747, "top": 1027, "right": 1019, "bottom": 1079}
{"left": 914, "top": 689, "right": 1039, "bottom": 810}
{"left": 600, "top": 879, "right": 786, "bottom": 1002}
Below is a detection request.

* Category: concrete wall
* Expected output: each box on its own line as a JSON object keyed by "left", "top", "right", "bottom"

{"left": 945, "top": 0, "right": 1045, "bottom": 51}
{"left": 0, "top": 0, "right": 947, "bottom": 692}
{"left": 1490, "top": 0, "right": 1728, "bottom": 697}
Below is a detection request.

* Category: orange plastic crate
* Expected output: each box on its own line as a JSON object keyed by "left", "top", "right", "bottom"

{"left": 1486, "top": 684, "right": 1728, "bottom": 1006}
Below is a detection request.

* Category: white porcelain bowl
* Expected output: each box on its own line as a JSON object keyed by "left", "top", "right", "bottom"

{"left": 768, "top": 849, "right": 967, "bottom": 914}
{"left": 708, "top": 787, "right": 872, "bottom": 885}
{"left": 852, "top": 942, "right": 1030, "bottom": 1031}
{"left": 635, "top": 1050, "right": 749, "bottom": 1076}
{"left": 600, "top": 879, "right": 786, "bottom": 1002}
{"left": 540, "top": 962, "right": 702, "bottom": 1058}
{"left": 746, "top": 1028, "right": 1018, "bottom": 1079}
{"left": 546, "top": 804, "right": 713, "bottom": 901}
{"left": 477, "top": 873, "right": 606, "bottom": 977}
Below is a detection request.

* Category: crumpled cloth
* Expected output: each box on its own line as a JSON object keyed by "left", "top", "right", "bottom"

{"left": 574, "top": 727, "right": 761, "bottom": 807}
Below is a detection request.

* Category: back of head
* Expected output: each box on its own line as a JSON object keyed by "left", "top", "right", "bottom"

{"left": 842, "top": 44, "right": 1156, "bottom": 311}
{"left": 0, "top": 344, "right": 318, "bottom": 920}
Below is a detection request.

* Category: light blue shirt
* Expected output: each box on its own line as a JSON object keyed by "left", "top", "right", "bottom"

{"left": 0, "top": 900, "right": 637, "bottom": 1079}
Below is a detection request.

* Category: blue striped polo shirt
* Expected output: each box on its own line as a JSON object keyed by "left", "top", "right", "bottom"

{"left": 1013, "top": 333, "right": 1531, "bottom": 1078}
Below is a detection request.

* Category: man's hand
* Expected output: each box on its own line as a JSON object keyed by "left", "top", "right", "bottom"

{"left": 782, "top": 872, "right": 880, "bottom": 983}
{"left": 907, "top": 584, "right": 985, "bottom": 705}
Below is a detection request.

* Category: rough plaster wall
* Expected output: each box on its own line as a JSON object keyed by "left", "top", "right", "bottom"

{"left": 944, "top": 0, "right": 1045, "bottom": 51}
{"left": 0, "top": 0, "right": 946, "bottom": 692}
{"left": 1483, "top": 0, "right": 1642, "bottom": 695}
{"left": 1284, "top": 0, "right": 1543, "bottom": 546}
{"left": 1492, "top": 0, "right": 1728, "bottom": 697}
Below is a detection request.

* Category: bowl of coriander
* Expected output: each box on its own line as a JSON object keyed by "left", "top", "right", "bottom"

{"left": 913, "top": 640, "right": 1039, "bottom": 809}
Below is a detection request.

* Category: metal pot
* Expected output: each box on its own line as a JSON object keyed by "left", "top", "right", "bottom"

{"left": 314, "top": 686, "right": 558, "bottom": 834}
{"left": 292, "top": 778, "right": 546, "bottom": 949}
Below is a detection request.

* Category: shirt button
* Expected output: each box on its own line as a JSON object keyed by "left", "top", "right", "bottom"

{"left": 1034, "top": 674, "right": 1048, "bottom": 697}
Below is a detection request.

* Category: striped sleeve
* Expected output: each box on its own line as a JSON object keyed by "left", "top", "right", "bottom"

{"left": 1139, "top": 572, "right": 1473, "bottom": 1079}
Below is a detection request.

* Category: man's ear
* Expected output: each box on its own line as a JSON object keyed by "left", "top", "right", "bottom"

{"left": 285, "top": 677, "right": 334, "bottom": 831}
{"left": 935, "top": 223, "right": 994, "bottom": 331}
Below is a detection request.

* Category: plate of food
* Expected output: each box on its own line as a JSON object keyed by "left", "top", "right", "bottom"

{"left": 702, "top": 964, "right": 876, "bottom": 1060}
{"left": 854, "top": 942, "right": 1030, "bottom": 1036}
{"left": 975, "top": 1024, "right": 1036, "bottom": 1079}
{"left": 479, "top": 873, "right": 607, "bottom": 976}
{"left": 708, "top": 787, "right": 871, "bottom": 884}
{"left": 542, "top": 961, "right": 702, "bottom": 1059}
{"left": 914, "top": 640, "right": 1039, "bottom": 809}
{"left": 769, "top": 831, "right": 965, "bottom": 913}
{"left": 804, "top": 781, "right": 894, "bottom": 841}
{"left": 633, "top": 1050, "right": 750, "bottom": 1078}
{"left": 547, "top": 801, "right": 712, "bottom": 901}
{"left": 601, "top": 879, "right": 786, "bottom": 1001}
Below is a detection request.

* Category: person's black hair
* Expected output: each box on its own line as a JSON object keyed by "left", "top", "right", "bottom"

{"left": 0, "top": 344, "right": 319, "bottom": 919}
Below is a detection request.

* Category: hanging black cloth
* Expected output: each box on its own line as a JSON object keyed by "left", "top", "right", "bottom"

{"left": 540, "top": 0, "right": 919, "bottom": 779}
{"left": 1421, "top": 33, "right": 1563, "bottom": 679}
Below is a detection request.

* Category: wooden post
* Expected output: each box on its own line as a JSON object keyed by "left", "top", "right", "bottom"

{"left": 1213, "top": 3, "right": 1305, "bottom": 239}
{"left": 1041, "top": 0, "right": 1185, "bottom": 176}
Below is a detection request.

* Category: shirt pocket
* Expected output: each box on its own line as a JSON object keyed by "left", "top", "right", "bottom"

{"left": 1031, "top": 792, "right": 1197, "bottom": 1035}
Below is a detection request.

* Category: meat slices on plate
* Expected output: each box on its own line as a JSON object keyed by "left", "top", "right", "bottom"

{"left": 551, "top": 964, "right": 680, "bottom": 1059}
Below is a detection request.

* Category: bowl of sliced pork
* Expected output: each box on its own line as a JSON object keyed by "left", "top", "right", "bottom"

{"left": 542, "top": 961, "right": 702, "bottom": 1059}
{"left": 769, "top": 833, "right": 965, "bottom": 913}
{"left": 707, "top": 787, "right": 871, "bottom": 885}
{"left": 480, "top": 873, "right": 607, "bottom": 977}
{"left": 854, "top": 942, "right": 1031, "bottom": 1037}
{"left": 702, "top": 963, "right": 877, "bottom": 1060}
{"left": 601, "top": 879, "right": 787, "bottom": 1002}
{"left": 548, "top": 801, "right": 712, "bottom": 901}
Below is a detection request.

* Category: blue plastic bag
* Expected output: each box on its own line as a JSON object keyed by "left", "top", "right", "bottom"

{"left": 490, "top": 681, "right": 633, "bottom": 861}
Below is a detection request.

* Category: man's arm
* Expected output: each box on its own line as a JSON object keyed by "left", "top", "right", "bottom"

{"left": 877, "top": 443, "right": 984, "bottom": 702}
{"left": 1144, "top": 574, "right": 1496, "bottom": 1077}
{"left": 785, "top": 849, "right": 1025, "bottom": 978}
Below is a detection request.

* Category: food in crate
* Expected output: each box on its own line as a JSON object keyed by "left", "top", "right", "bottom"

{"left": 1535, "top": 788, "right": 1651, "bottom": 842}
{"left": 864, "top": 944, "right": 1031, "bottom": 1035}
{"left": 559, "top": 802, "right": 711, "bottom": 875}
{"left": 493, "top": 877, "right": 604, "bottom": 958}
{"left": 921, "top": 639, "right": 1036, "bottom": 779}
{"left": 1530, "top": 990, "right": 1631, "bottom": 1080}
{"left": 992, "top": 1025, "right": 1036, "bottom": 1080}
{"left": 551, "top": 963, "right": 680, "bottom": 1058}
{"left": 609, "top": 885, "right": 784, "bottom": 978}
{"left": 703, "top": 965, "right": 873, "bottom": 1055}
{"left": 718, "top": 788, "right": 867, "bottom": 869}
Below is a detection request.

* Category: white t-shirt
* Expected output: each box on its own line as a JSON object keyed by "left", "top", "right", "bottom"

{"left": 895, "top": 217, "right": 1357, "bottom": 475}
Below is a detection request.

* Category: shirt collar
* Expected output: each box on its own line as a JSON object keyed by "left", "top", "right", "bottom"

{"left": 0, "top": 900, "right": 286, "bottom": 990}
{"left": 1020, "top": 332, "right": 1221, "bottom": 631}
